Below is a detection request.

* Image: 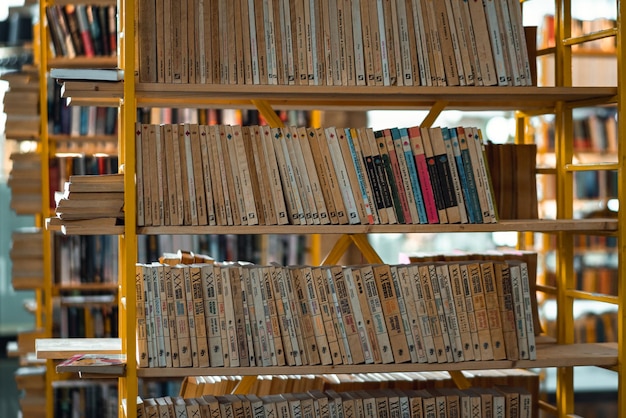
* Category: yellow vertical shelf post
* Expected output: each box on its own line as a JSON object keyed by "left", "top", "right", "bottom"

{"left": 617, "top": 0, "right": 625, "bottom": 415}
{"left": 118, "top": 0, "right": 138, "bottom": 416}
{"left": 37, "top": 1, "right": 53, "bottom": 416}
{"left": 554, "top": 0, "right": 576, "bottom": 415}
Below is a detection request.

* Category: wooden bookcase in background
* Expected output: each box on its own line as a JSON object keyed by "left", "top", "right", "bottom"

{"left": 35, "top": 0, "right": 625, "bottom": 417}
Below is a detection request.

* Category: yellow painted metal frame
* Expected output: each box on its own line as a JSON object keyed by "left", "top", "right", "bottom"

{"left": 518, "top": 1, "right": 623, "bottom": 416}
{"left": 104, "top": 0, "right": 624, "bottom": 416}
{"left": 37, "top": 1, "right": 54, "bottom": 417}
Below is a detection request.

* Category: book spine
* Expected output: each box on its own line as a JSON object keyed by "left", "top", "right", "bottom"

{"left": 201, "top": 264, "right": 224, "bottom": 367}
{"left": 401, "top": 128, "right": 428, "bottom": 224}
{"left": 373, "top": 264, "right": 411, "bottom": 363}
{"left": 441, "top": 127, "right": 469, "bottom": 223}
{"left": 466, "top": 262, "right": 494, "bottom": 360}
{"left": 135, "top": 264, "right": 149, "bottom": 367}
{"left": 325, "top": 127, "right": 361, "bottom": 224}
{"left": 325, "top": 266, "right": 353, "bottom": 364}
{"left": 480, "top": 261, "right": 507, "bottom": 360}
{"left": 304, "top": 267, "right": 334, "bottom": 365}
{"left": 407, "top": 126, "right": 438, "bottom": 223}
{"left": 156, "top": 264, "right": 173, "bottom": 367}
{"left": 315, "top": 266, "right": 344, "bottom": 365}
{"left": 386, "top": 128, "right": 412, "bottom": 223}
{"left": 435, "top": 264, "right": 465, "bottom": 362}
{"left": 345, "top": 128, "right": 376, "bottom": 224}
{"left": 271, "top": 266, "right": 300, "bottom": 366}
{"left": 389, "top": 265, "right": 419, "bottom": 363}
{"left": 374, "top": 130, "right": 405, "bottom": 223}
{"left": 263, "top": 265, "right": 286, "bottom": 365}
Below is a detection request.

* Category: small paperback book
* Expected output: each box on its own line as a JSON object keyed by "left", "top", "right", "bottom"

{"left": 56, "top": 353, "right": 126, "bottom": 376}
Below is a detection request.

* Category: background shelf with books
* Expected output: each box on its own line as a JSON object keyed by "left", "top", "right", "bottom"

{"left": 34, "top": 0, "right": 120, "bottom": 416}
{"left": 42, "top": 0, "right": 625, "bottom": 417}
{"left": 513, "top": 0, "right": 622, "bottom": 412}
{"left": 1, "top": 20, "right": 47, "bottom": 414}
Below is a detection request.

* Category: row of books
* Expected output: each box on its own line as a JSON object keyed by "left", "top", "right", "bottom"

{"left": 138, "top": 0, "right": 532, "bottom": 87}
{"left": 135, "top": 257, "right": 536, "bottom": 369}
{"left": 539, "top": 108, "right": 618, "bottom": 153}
{"left": 52, "top": 380, "right": 118, "bottom": 418}
{"left": 135, "top": 386, "right": 533, "bottom": 418}
{"left": 57, "top": 303, "right": 119, "bottom": 339}
{"left": 48, "top": 84, "right": 118, "bottom": 138}
{"left": 53, "top": 234, "right": 119, "bottom": 285}
{"left": 45, "top": 5, "right": 117, "bottom": 59}
{"left": 139, "top": 106, "right": 311, "bottom": 129}
{"left": 136, "top": 123, "right": 497, "bottom": 227}
{"left": 180, "top": 369, "right": 539, "bottom": 399}
{"left": 539, "top": 14, "right": 616, "bottom": 52}
{"left": 545, "top": 266, "right": 618, "bottom": 297}
{"left": 137, "top": 235, "right": 307, "bottom": 270}
{"left": 484, "top": 142, "right": 538, "bottom": 220}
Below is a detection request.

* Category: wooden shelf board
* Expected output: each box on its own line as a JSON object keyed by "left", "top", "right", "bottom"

{"left": 48, "top": 56, "right": 117, "bottom": 69}
{"left": 140, "top": 218, "right": 618, "bottom": 235}
{"left": 49, "top": 134, "right": 118, "bottom": 143}
{"left": 54, "top": 283, "right": 118, "bottom": 291}
{"left": 136, "top": 342, "right": 617, "bottom": 378}
{"left": 35, "top": 338, "right": 121, "bottom": 359}
{"left": 59, "top": 83, "right": 617, "bottom": 110}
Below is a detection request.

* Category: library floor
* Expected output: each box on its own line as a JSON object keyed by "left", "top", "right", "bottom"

{"left": 0, "top": 355, "right": 20, "bottom": 418}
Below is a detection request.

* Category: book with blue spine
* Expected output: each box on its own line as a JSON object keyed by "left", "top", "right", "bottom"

{"left": 455, "top": 127, "right": 483, "bottom": 223}
{"left": 449, "top": 127, "right": 478, "bottom": 223}
{"left": 400, "top": 127, "right": 428, "bottom": 223}
{"left": 391, "top": 127, "right": 419, "bottom": 224}
{"left": 441, "top": 127, "right": 468, "bottom": 224}
{"left": 345, "top": 128, "right": 375, "bottom": 224}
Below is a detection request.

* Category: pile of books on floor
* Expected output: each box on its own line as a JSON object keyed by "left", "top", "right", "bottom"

{"left": 47, "top": 173, "right": 124, "bottom": 234}
{"left": 136, "top": 123, "right": 499, "bottom": 227}
{"left": 135, "top": 256, "right": 537, "bottom": 369}
{"left": 8, "top": 152, "right": 42, "bottom": 215}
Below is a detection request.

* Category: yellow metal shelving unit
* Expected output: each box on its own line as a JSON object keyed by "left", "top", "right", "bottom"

{"left": 37, "top": 0, "right": 623, "bottom": 417}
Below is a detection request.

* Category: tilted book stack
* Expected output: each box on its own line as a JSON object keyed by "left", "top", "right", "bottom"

{"left": 48, "top": 173, "right": 124, "bottom": 234}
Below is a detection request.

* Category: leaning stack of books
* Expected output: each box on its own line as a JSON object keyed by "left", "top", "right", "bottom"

{"left": 8, "top": 152, "right": 42, "bottom": 215}
{"left": 11, "top": 227, "right": 44, "bottom": 290}
{"left": 47, "top": 173, "right": 125, "bottom": 234}
{"left": 15, "top": 366, "right": 47, "bottom": 418}
{"left": 1, "top": 65, "right": 40, "bottom": 140}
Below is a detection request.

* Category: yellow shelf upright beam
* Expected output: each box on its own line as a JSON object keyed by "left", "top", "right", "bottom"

{"left": 420, "top": 101, "right": 448, "bottom": 129}
{"left": 119, "top": 0, "right": 139, "bottom": 416}
{"left": 617, "top": 0, "right": 625, "bottom": 415}
{"left": 38, "top": 1, "right": 53, "bottom": 417}
{"left": 554, "top": 1, "right": 575, "bottom": 415}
